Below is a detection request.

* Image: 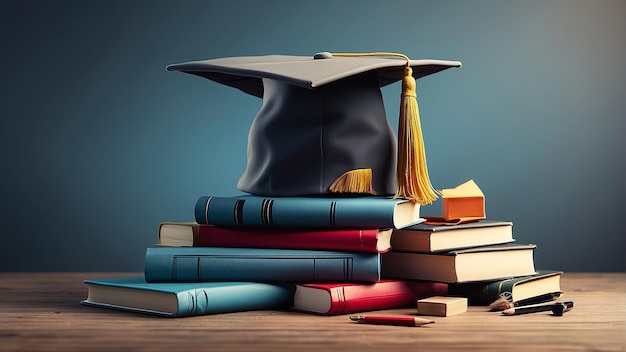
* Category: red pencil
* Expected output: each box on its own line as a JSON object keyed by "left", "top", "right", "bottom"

{"left": 349, "top": 315, "right": 434, "bottom": 327}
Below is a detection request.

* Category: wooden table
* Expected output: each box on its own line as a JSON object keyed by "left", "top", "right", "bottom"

{"left": 1, "top": 272, "right": 624, "bottom": 351}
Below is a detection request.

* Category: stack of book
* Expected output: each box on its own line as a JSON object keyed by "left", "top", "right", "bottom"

{"left": 83, "top": 195, "right": 564, "bottom": 318}
{"left": 82, "top": 194, "right": 448, "bottom": 317}
{"left": 381, "top": 220, "right": 564, "bottom": 307}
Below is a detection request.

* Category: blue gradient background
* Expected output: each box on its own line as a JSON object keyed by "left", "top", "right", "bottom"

{"left": 1, "top": 0, "right": 624, "bottom": 272}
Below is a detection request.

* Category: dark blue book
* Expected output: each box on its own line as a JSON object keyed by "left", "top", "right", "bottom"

{"left": 81, "top": 276, "right": 293, "bottom": 317}
{"left": 144, "top": 247, "right": 381, "bottom": 283}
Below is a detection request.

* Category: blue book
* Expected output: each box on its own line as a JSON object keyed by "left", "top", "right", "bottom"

{"left": 195, "top": 195, "right": 422, "bottom": 229}
{"left": 144, "top": 247, "right": 381, "bottom": 283}
{"left": 81, "top": 276, "right": 293, "bottom": 318}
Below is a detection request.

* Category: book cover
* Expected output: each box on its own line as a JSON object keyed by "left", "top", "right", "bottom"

{"left": 144, "top": 247, "right": 381, "bottom": 283}
{"left": 381, "top": 243, "right": 537, "bottom": 283}
{"left": 158, "top": 222, "right": 400, "bottom": 253}
{"left": 448, "top": 270, "right": 563, "bottom": 305}
{"left": 81, "top": 276, "right": 293, "bottom": 318}
{"left": 292, "top": 280, "right": 448, "bottom": 315}
{"left": 194, "top": 195, "right": 421, "bottom": 229}
{"left": 390, "top": 220, "right": 514, "bottom": 252}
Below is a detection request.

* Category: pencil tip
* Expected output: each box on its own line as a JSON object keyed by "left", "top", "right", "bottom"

{"left": 501, "top": 308, "right": 515, "bottom": 315}
{"left": 415, "top": 317, "right": 435, "bottom": 325}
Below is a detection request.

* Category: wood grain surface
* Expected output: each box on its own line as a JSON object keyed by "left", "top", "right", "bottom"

{"left": 1, "top": 272, "right": 624, "bottom": 352}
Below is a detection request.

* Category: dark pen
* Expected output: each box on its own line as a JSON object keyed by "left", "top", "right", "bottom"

{"left": 501, "top": 301, "right": 574, "bottom": 316}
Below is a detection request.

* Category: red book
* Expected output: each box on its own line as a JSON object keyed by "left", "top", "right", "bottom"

{"left": 291, "top": 280, "right": 448, "bottom": 315}
{"left": 158, "top": 222, "right": 394, "bottom": 253}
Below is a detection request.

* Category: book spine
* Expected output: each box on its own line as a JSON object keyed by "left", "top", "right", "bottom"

{"left": 326, "top": 282, "right": 448, "bottom": 315}
{"left": 194, "top": 196, "right": 401, "bottom": 229}
{"left": 175, "top": 284, "right": 293, "bottom": 317}
{"left": 450, "top": 283, "right": 497, "bottom": 305}
{"left": 193, "top": 226, "right": 387, "bottom": 253}
{"left": 448, "top": 280, "right": 517, "bottom": 305}
{"left": 144, "top": 247, "right": 381, "bottom": 283}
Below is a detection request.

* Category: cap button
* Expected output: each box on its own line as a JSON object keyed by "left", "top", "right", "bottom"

{"left": 313, "top": 52, "right": 332, "bottom": 60}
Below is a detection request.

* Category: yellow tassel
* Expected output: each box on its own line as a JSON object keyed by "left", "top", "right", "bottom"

{"left": 331, "top": 52, "right": 438, "bottom": 204}
{"left": 329, "top": 168, "right": 376, "bottom": 195}
{"left": 395, "top": 66, "right": 438, "bottom": 205}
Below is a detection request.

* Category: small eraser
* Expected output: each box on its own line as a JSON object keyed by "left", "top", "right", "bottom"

{"left": 417, "top": 296, "right": 468, "bottom": 317}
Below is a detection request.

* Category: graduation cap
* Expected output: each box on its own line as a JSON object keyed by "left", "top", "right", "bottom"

{"left": 167, "top": 52, "right": 461, "bottom": 205}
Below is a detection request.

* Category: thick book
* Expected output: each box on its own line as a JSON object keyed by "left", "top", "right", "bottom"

{"left": 381, "top": 243, "right": 537, "bottom": 283}
{"left": 81, "top": 276, "right": 293, "bottom": 318}
{"left": 158, "top": 222, "right": 397, "bottom": 253}
{"left": 292, "top": 280, "right": 448, "bottom": 315}
{"left": 390, "top": 220, "right": 514, "bottom": 252}
{"left": 144, "top": 247, "right": 381, "bottom": 283}
{"left": 448, "top": 270, "right": 563, "bottom": 305}
{"left": 194, "top": 195, "right": 421, "bottom": 229}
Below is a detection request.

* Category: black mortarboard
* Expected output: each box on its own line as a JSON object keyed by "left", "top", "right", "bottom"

{"left": 167, "top": 52, "right": 461, "bottom": 205}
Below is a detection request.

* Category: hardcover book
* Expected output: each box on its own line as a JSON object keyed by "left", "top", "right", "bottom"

{"left": 81, "top": 276, "right": 293, "bottom": 318}
{"left": 158, "top": 222, "right": 398, "bottom": 253}
{"left": 448, "top": 270, "right": 563, "bottom": 305}
{"left": 144, "top": 247, "right": 381, "bottom": 283}
{"left": 390, "top": 220, "right": 514, "bottom": 252}
{"left": 381, "top": 243, "right": 537, "bottom": 283}
{"left": 292, "top": 280, "right": 448, "bottom": 315}
{"left": 194, "top": 195, "right": 421, "bottom": 229}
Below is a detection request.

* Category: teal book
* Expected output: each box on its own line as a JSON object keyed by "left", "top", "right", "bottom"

{"left": 194, "top": 195, "right": 421, "bottom": 229}
{"left": 81, "top": 276, "right": 293, "bottom": 318}
{"left": 144, "top": 247, "right": 381, "bottom": 283}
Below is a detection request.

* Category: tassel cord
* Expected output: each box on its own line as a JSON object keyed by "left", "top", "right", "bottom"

{"left": 397, "top": 67, "right": 438, "bottom": 205}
